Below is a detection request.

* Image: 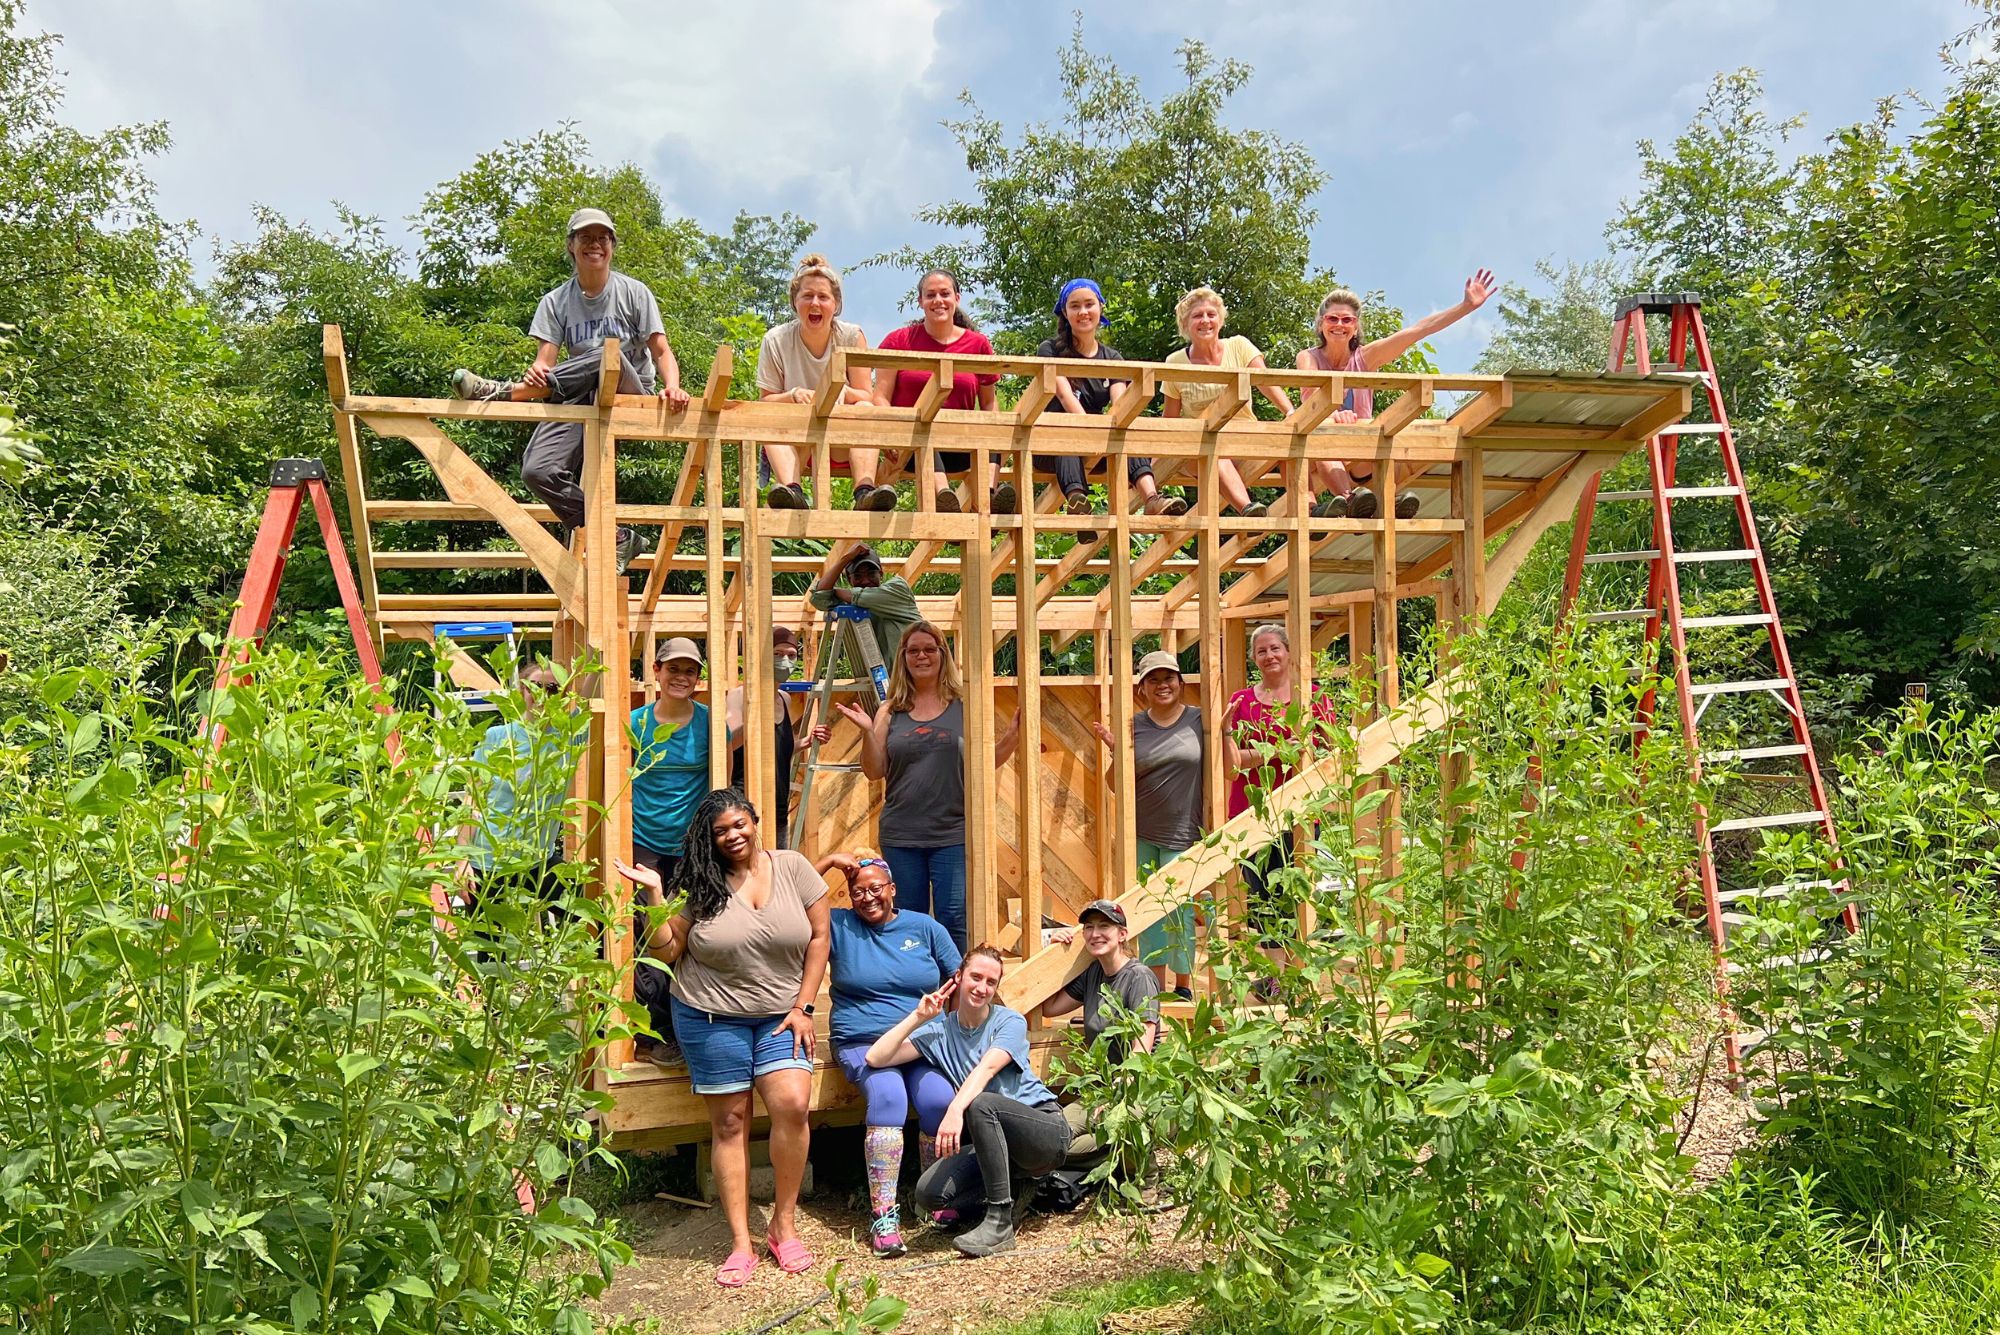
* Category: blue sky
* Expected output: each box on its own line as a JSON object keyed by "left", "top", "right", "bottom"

{"left": 33, "top": 0, "right": 1977, "bottom": 368}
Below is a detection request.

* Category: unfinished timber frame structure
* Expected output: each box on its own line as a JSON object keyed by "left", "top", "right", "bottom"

{"left": 321, "top": 325, "right": 1690, "bottom": 1147}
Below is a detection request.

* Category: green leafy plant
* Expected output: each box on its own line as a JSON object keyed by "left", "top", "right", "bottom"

{"left": 802, "top": 1260, "right": 907, "bottom": 1335}
{"left": 0, "top": 639, "right": 634, "bottom": 1330}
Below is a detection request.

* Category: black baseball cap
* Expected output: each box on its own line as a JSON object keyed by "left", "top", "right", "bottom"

{"left": 1079, "top": 899, "right": 1127, "bottom": 927}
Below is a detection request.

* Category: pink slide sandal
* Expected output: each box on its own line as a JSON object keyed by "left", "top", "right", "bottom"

{"left": 715, "top": 1249, "right": 757, "bottom": 1288}
{"left": 766, "top": 1235, "right": 815, "bottom": 1275}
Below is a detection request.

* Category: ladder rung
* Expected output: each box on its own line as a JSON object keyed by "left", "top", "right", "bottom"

{"left": 1688, "top": 677, "right": 1791, "bottom": 697}
{"left": 1702, "top": 743, "right": 1810, "bottom": 763}
{"left": 1683, "top": 613, "right": 1774, "bottom": 629}
{"left": 1710, "top": 809, "right": 1827, "bottom": 834}
{"left": 805, "top": 763, "right": 865, "bottom": 774}
{"left": 1715, "top": 878, "right": 1840, "bottom": 905}
{"left": 1597, "top": 485, "right": 1743, "bottom": 502}
{"left": 1583, "top": 549, "right": 1662, "bottom": 565}
{"left": 1673, "top": 548, "right": 1758, "bottom": 564}
{"left": 1657, "top": 423, "right": 1726, "bottom": 435}
{"left": 1583, "top": 608, "right": 1656, "bottom": 624}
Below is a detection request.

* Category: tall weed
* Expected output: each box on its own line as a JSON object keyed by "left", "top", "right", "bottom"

{"left": 0, "top": 642, "right": 632, "bottom": 1331}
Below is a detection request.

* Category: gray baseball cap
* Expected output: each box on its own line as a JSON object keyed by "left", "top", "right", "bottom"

{"left": 567, "top": 207, "right": 617, "bottom": 239}
{"left": 1079, "top": 899, "right": 1128, "bottom": 927}
{"left": 652, "top": 636, "right": 703, "bottom": 667}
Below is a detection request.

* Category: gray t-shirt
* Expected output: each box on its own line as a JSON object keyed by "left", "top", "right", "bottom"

{"left": 879, "top": 699, "right": 965, "bottom": 848}
{"left": 1133, "top": 706, "right": 1204, "bottom": 849}
{"left": 1061, "top": 958, "right": 1162, "bottom": 1062}
{"left": 529, "top": 272, "right": 665, "bottom": 392}
{"left": 758, "top": 318, "right": 865, "bottom": 395}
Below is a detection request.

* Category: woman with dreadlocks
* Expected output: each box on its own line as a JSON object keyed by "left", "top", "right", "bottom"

{"left": 617, "top": 788, "right": 831, "bottom": 1288}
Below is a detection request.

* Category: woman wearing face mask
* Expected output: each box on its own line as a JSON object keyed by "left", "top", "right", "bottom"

{"left": 821, "top": 850, "right": 962, "bottom": 1256}
{"left": 1033, "top": 278, "right": 1185, "bottom": 530}
{"left": 1223, "top": 624, "right": 1337, "bottom": 946}
{"left": 727, "top": 626, "right": 830, "bottom": 849}
{"left": 1296, "top": 272, "right": 1497, "bottom": 520}
{"left": 866, "top": 946, "right": 1070, "bottom": 1259}
{"left": 833, "top": 620, "right": 1022, "bottom": 952}
{"left": 757, "top": 253, "right": 872, "bottom": 509}
{"left": 1159, "top": 287, "right": 1294, "bottom": 519}
{"left": 855, "top": 269, "right": 1010, "bottom": 514}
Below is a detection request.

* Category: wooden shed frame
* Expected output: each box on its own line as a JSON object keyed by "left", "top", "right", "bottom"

{"left": 321, "top": 325, "right": 1688, "bottom": 1146}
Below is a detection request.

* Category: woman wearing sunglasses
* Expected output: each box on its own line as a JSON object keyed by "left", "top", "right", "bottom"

{"left": 822, "top": 850, "right": 962, "bottom": 1256}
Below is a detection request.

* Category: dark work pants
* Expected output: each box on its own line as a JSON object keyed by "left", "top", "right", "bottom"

{"left": 520, "top": 345, "right": 645, "bottom": 529}
{"left": 630, "top": 845, "right": 683, "bottom": 1039}
{"left": 1035, "top": 454, "right": 1155, "bottom": 497}
{"left": 915, "top": 1093, "right": 1071, "bottom": 1209}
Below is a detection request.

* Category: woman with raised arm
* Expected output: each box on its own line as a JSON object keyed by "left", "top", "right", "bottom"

{"left": 833, "top": 620, "right": 1021, "bottom": 953}
{"left": 820, "top": 850, "right": 962, "bottom": 1256}
{"left": 866, "top": 946, "right": 1071, "bottom": 1259}
{"left": 852, "top": 269, "right": 1010, "bottom": 514}
{"left": 1159, "top": 287, "right": 1293, "bottom": 519}
{"left": 1222, "top": 624, "right": 1337, "bottom": 944}
{"left": 1086, "top": 650, "right": 1205, "bottom": 996}
{"left": 1297, "top": 271, "right": 1498, "bottom": 519}
{"left": 756, "top": 253, "right": 872, "bottom": 509}
{"left": 616, "top": 789, "right": 830, "bottom": 1288}
{"left": 1033, "top": 278, "right": 1185, "bottom": 530}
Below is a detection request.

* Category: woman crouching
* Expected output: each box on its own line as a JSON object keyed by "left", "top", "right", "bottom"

{"left": 865, "top": 947, "right": 1069, "bottom": 1258}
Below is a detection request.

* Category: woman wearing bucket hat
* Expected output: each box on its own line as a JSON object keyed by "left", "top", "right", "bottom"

{"left": 1086, "top": 649, "right": 1207, "bottom": 996}
{"left": 1032, "top": 279, "right": 1185, "bottom": 533}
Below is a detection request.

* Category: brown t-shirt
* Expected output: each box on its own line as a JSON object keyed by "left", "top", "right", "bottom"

{"left": 669, "top": 849, "right": 828, "bottom": 1017}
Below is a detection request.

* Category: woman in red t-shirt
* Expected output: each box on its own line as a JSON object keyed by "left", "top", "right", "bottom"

{"left": 851, "top": 269, "right": 1008, "bottom": 514}
{"left": 1223, "top": 623, "right": 1337, "bottom": 936}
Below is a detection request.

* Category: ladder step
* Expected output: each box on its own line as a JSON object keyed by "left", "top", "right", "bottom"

{"left": 1583, "top": 608, "right": 1656, "bottom": 624}
{"left": 1597, "top": 485, "right": 1743, "bottom": 502}
{"left": 1673, "top": 548, "right": 1758, "bottom": 564}
{"left": 1727, "top": 947, "right": 1831, "bottom": 973}
{"left": 1656, "top": 423, "right": 1727, "bottom": 436}
{"left": 1583, "top": 549, "right": 1662, "bottom": 565}
{"left": 1710, "top": 809, "right": 1826, "bottom": 834}
{"left": 1688, "top": 677, "right": 1792, "bottom": 697}
{"left": 1715, "top": 878, "right": 1840, "bottom": 904}
{"left": 1702, "top": 743, "right": 1810, "bottom": 763}
{"left": 805, "top": 763, "right": 865, "bottom": 774}
{"left": 1682, "top": 613, "right": 1775, "bottom": 629}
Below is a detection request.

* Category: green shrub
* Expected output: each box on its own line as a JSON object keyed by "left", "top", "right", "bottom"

{"left": 1071, "top": 621, "right": 1706, "bottom": 1332}
{"left": 0, "top": 642, "right": 633, "bottom": 1331}
{"left": 1732, "top": 702, "right": 2000, "bottom": 1219}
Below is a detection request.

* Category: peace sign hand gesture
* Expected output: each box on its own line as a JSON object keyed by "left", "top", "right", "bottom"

{"left": 915, "top": 978, "right": 957, "bottom": 1023}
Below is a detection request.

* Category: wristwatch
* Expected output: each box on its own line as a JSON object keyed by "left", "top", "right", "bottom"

{"left": 793, "top": 1003, "right": 816, "bottom": 1016}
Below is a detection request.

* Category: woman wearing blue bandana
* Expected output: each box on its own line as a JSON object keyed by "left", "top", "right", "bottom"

{"left": 1033, "top": 279, "right": 1187, "bottom": 532}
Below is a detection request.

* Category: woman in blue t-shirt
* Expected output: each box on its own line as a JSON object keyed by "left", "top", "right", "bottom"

{"left": 823, "top": 851, "right": 961, "bottom": 1257}
{"left": 866, "top": 946, "right": 1071, "bottom": 1259}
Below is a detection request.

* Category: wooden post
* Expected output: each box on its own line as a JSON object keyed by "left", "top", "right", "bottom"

{"left": 962, "top": 449, "right": 1001, "bottom": 950}
{"left": 743, "top": 442, "right": 775, "bottom": 828}
{"left": 1108, "top": 434, "right": 1139, "bottom": 910}
{"left": 1015, "top": 451, "right": 1045, "bottom": 959}
{"left": 1197, "top": 443, "right": 1227, "bottom": 943}
{"left": 704, "top": 433, "right": 730, "bottom": 784}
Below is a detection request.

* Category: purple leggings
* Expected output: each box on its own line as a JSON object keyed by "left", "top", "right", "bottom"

{"left": 834, "top": 1041, "right": 956, "bottom": 1130}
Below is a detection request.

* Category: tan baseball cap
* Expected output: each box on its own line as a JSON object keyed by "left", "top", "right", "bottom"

{"left": 653, "top": 636, "right": 703, "bottom": 667}
{"left": 1134, "top": 649, "right": 1182, "bottom": 685}
{"left": 567, "top": 207, "right": 617, "bottom": 238}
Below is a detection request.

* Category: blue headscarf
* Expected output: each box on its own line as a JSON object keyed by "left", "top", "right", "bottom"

{"left": 1054, "top": 278, "right": 1106, "bottom": 326}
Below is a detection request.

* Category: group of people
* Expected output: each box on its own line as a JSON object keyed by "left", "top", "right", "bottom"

{"left": 449, "top": 207, "right": 1498, "bottom": 567}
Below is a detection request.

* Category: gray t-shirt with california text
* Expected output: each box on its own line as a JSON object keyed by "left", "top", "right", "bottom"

{"left": 529, "top": 271, "right": 665, "bottom": 391}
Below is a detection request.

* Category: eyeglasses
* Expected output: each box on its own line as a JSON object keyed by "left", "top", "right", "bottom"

{"left": 1323, "top": 314, "right": 1358, "bottom": 326}
{"left": 904, "top": 645, "right": 939, "bottom": 658}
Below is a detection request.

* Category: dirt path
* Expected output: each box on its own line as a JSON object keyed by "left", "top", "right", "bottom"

{"left": 596, "top": 1193, "right": 1203, "bottom": 1335}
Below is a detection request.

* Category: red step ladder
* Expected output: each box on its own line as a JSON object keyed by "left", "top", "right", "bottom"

{"left": 1562, "top": 293, "right": 1856, "bottom": 1072}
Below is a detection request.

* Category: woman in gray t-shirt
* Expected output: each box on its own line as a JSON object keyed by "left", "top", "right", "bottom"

{"left": 1090, "top": 650, "right": 1207, "bottom": 995}
{"left": 835, "top": 620, "right": 1021, "bottom": 953}
{"left": 755, "top": 254, "right": 873, "bottom": 509}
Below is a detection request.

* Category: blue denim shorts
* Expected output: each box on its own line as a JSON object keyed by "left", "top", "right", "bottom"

{"left": 668, "top": 995, "right": 816, "bottom": 1095}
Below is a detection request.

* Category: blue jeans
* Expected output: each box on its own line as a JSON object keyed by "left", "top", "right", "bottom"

{"left": 883, "top": 844, "right": 967, "bottom": 952}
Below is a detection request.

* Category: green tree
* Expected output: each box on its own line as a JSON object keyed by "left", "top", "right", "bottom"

{"left": 1475, "top": 258, "right": 1628, "bottom": 375}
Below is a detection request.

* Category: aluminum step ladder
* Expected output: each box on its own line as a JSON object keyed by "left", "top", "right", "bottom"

{"left": 787, "top": 604, "right": 889, "bottom": 849}
{"left": 432, "top": 621, "right": 521, "bottom": 714}
{"left": 1563, "top": 292, "right": 1856, "bottom": 1074}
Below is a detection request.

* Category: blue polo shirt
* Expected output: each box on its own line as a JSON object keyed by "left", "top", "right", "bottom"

{"left": 630, "top": 702, "right": 710, "bottom": 857}
{"left": 911, "top": 1004, "right": 1054, "bottom": 1108}
{"left": 828, "top": 908, "right": 962, "bottom": 1044}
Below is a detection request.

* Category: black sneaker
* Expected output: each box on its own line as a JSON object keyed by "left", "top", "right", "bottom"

{"left": 766, "top": 482, "right": 807, "bottom": 509}
{"left": 1394, "top": 490, "right": 1421, "bottom": 520}
{"left": 853, "top": 483, "right": 898, "bottom": 513}
{"left": 991, "top": 482, "right": 1019, "bottom": 514}
{"left": 1346, "top": 487, "right": 1380, "bottom": 519}
{"left": 1240, "top": 500, "right": 1270, "bottom": 520}
{"left": 1311, "top": 493, "right": 1350, "bottom": 520}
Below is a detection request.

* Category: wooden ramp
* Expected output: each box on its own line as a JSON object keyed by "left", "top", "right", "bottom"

{"left": 322, "top": 327, "right": 1685, "bottom": 1145}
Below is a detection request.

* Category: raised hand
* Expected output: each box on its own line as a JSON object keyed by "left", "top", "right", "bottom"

{"left": 1464, "top": 268, "right": 1498, "bottom": 310}
{"left": 613, "top": 858, "right": 664, "bottom": 900}
{"left": 915, "top": 977, "right": 957, "bottom": 1023}
{"left": 1088, "top": 721, "right": 1115, "bottom": 748}
{"left": 833, "top": 700, "right": 875, "bottom": 730}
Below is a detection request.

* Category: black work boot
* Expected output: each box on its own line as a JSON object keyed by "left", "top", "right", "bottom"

{"left": 951, "top": 1202, "right": 1018, "bottom": 1258}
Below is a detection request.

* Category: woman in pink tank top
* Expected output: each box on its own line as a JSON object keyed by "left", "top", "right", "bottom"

{"left": 1295, "top": 271, "right": 1498, "bottom": 520}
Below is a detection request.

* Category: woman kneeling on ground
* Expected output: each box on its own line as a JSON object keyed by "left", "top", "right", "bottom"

{"left": 866, "top": 947, "right": 1071, "bottom": 1258}
{"left": 1043, "top": 899, "right": 1162, "bottom": 1165}
{"left": 617, "top": 789, "right": 831, "bottom": 1289}
{"left": 823, "top": 850, "right": 962, "bottom": 1257}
